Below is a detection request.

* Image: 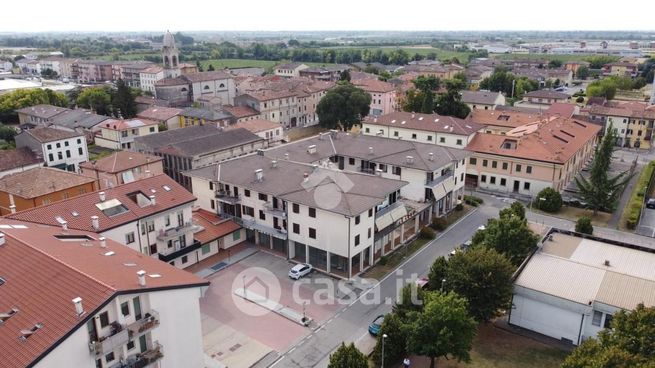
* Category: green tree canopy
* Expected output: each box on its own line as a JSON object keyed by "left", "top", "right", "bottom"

{"left": 339, "top": 69, "right": 351, "bottom": 82}
{"left": 427, "top": 256, "right": 449, "bottom": 291}
{"left": 472, "top": 215, "right": 539, "bottom": 266}
{"left": 77, "top": 86, "right": 113, "bottom": 116}
{"left": 562, "top": 304, "right": 655, "bottom": 368}
{"left": 111, "top": 79, "right": 137, "bottom": 118}
{"left": 435, "top": 80, "right": 470, "bottom": 119}
{"left": 0, "top": 88, "right": 68, "bottom": 122}
{"left": 372, "top": 313, "right": 409, "bottom": 367}
{"left": 445, "top": 247, "right": 514, "bottom": 321}
{"left": 536, "top": 187, "right": 563, "bottom": 213}
{"left": 575, "top": 216, "right": 594, "bottom": 235}
{"left": 393, "top": 283, "right": 427, "bottom": 320}
{"left": 406, "top": 292, "right": 477, "bottom": 368}
{"left": 499, "top": 201, "right": 526, "bottom": 221}
{"left": 316, "top": 82, "right": 371, "bottom": 131}
{"left": 207, "top": 64, "right": 215, "bottom": 71}
{"left": 576, "top": 66, "right": 590, "bottom": 80}
{"left": 327, "top": 342, "right": 368, "bottom": 368}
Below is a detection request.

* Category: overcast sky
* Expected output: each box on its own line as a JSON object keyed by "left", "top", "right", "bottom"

{"left": 2, "top": 0, "right": 654, "bottom": 33}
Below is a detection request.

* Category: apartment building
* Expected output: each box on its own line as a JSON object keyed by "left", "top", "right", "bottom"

{"left": 133, "top": 125, "right": 266, "bottom": 190}
{"left": 136, "top": 106, "right": 183, "bottom": 131}
{"left": 15, "top": 127, "right": 89, "bottom": 172}
{"left": 465, "top": 116, "right": 601, "bottom": 197}
{"left": 185, "top": 154, "right": 407, "bottom": 279}
{"left": 510, "top": 229, "right": 655, "bottom": 345}
{"left": 79, "top": 151, "right": 164, "bottom": 189}
{"left": 581, "top": 102, "right": 655, "bottom": 149}
{"left": 298, "top": 65, "right": 350, "bottom": 81}
{"left": 361, "top": 111, "right": 483, "bottom": 148}
{"left": 225, "top": 119, "right": 285, "bottom": 144}
{"left": 139, "top": 66, "right": 165, "bottom": 93}
{"left": 222, "top": 105, "right": 261, "bottom": 123}
{"left": 0, "top": 167, "right": 96, "bottom": 215}
{"left": 519, "top": 90, "right": 571, "bottom": 109}
{"left": 274, "top": 62, "right": 309, "bottom": 78}
{"left": 17, "top": 104, "right": 70, "bottom": 125}
{"left": 601, "top": 62, "right": 639, "bottom": 78}
{"left": 0, "top": 218, "right": 208, "bottom": 368}
{"left": 235, "top": 90, "right": 299, "bottom": 127}
{"left": 460, "top": 90, "right": 506, "bottom": 111}
{"left": 352, "top": 78, "right": 398, "bottom": 116}
{"left": 94, "top": 118, "right": 159, "bottom": 150}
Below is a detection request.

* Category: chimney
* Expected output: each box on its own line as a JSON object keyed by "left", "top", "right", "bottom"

{"left": 72, "top": 297, "right": 84, "bottom": 316}
{"left": 428, "top": 152, "right": 434, "bottom": 161}
{"left": 604, "top": 260, "right": 611, "bottom": 267}
{"left": 255, "top": 169, "right": 264, "bottom": 182}
{"left": 368, "top": 146, "right": 374, "bottom": 155}
{"left": 137, "top": 270, "right": 146, "bottom": 287}
{"left": 91, "top": 216, "right": 99, "bottom": 230}
{"left": 271, "top": 160, "right": 277, "bottom": 168}
{"left": 145, "top": 170, "right": 151, "bottom": 177}
{"left": 99, "top": 191, "right": 106, "bottom": 202}
{"left": 406, "top": 156, "right": 414, "bottom": 164}
{"left": 375, "top": 168, "right": 383, "bottom": 176}
{"left": 61, "top": 221, "right": 68, "bottom": 231}
{"left": 149, "top": 195, "right": 156, "bottom": 206}
{"left": 411, "top": 113, "right": 415, "bottom": 119}
{"left": 0, "top": 233, "right": 4, "bottom": 246}
{"left": 303, "top": 173, "right": 309, "bottom": 182}
{"left": 307, "top": 144, "right": 317, "bottom": 154}
{"left": 9, "top": 205, "right": 16, "bottom": 214}
{"left": 284, "top": 153, "right": 289, "bottom": 160}
{"left": 99, "top": 236, "right": 106, "bottom": 248}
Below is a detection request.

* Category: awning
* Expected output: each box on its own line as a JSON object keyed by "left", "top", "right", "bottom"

{"left": 443, "top": 176, "right": 455, "bottom": 193}
{"left": 375, "top": 203, "right": 408, "bottom": 231}
{"left": 432, "top": 177, "right": 455, "bottom": 200}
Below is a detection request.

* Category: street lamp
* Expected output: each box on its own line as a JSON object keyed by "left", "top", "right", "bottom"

{"left": 381, "top": 334, "right": 388, "bottom": 368}
{"left": 441, "top": 278, "right": 446, "bottom": 292}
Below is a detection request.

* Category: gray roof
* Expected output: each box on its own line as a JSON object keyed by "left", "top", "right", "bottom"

{"left": 181, "top": 107, "right": 233, "bottom": 121}
{"left": 185, "top": 155, "right": 407, "bottom": 217}
{"left": 16, "top": 104, "right": 69, "bottom": 120}
{"left": 50, "top": 109, "right": 111, "bottom": 129}
{"left": 264, "top": 131, "right": 469, "bottom": 172}
{"left": 524, "top": 90, "right": 570, "bottom": 100}
{"left": 460, "top": 91, "right": 503, "bottom": 105}
{"left": 134, "top": 125, "right": 263, "bottom": 158}
{"left": 21, "top": 127, "right": 83, "bottom": 143}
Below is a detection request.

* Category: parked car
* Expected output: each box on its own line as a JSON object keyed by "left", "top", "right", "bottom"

{"left": 369, "top": 314, "right": 385, "bottom": 336}
{"left": 288, "top": 263, "right": 313, "bottom": 280}
{"left": 415, "top": 277, "right": 429, "bottom": 289}
{"left": 450, "top": 239, "right": 473, "bottom": 256}
{"left": 647, "top": 198, "right": 655, "bottom": 209}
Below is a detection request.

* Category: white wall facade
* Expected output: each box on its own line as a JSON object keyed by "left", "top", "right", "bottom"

{"left": 42, "top": 136, "right": 89, "bottom": 172}
{"left": 362, "top": 123, "right": 476, "bottom": 149}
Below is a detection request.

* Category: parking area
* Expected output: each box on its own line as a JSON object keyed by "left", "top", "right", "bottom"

{"left": 637, "top": 207, "right": 655, "bottom": 237}
{"left": 200, "top": 250, "right": 346, "bottom": 368}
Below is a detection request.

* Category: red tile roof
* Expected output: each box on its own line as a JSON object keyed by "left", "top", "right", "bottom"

{"left": 545, "top": 103, "right": 578, "bottom": 118}
{"left": 0, "top": 167, "right": 95, "bottom": 198}
{"left": 365, "top": 111, "right": 483, "bottom": 136}
{"left": 136, "top": 106, "right": 183, "bottom": 122}
{"left": 222, "top": 105, "right": 260, "bottom": 119}
{"left": 192, "top": 209, "right": 241, "bottom": 244}
{"left": 467, "top": 110, "right": 543, "bottom": 129}
{"left": 0, "top": 219, "right": 208, "bottom": 368}
{"left": 0, "top": 148, "right": 42, "bottom": 173}
{"left": 353, "top": 78, "right": 395, "bottom": 93}
{"left": 79, "top": 151, "right": 162, "bottom": 174}
{"left": 6, "top": 175, "right": 196, "bottom": 232}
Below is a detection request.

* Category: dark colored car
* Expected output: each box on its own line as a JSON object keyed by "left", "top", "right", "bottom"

{"left": 368, "top": 315, "right": 385, "bottom": 336}
{"left": 647, "top": 198, "right": 655, "bottom": 209}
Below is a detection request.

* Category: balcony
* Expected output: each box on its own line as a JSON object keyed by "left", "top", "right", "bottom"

{"left": 127, "top": 310, "right": 160, "bottom": 337}
{"left": 359, "top": 167, "right": 376, "bottom": 175}
{"left": 425, "top": 173, "right": 451, "bottom": 188}
{"left": 158, "top": 239, "right": 202, "bottom": 262}
{"left": 215, "top": 190, "right": 241, "bottom": 204}
{"left": 89, "top": 323, "right": 129, "bottom": 356}
{"left": 156, "top": 221, "right": 203, "bottom": 241}
{"left": 263, "top": 202, "right": 287, "bottom": 218}
{"left": 110, "top": 342, "right": 164, "bottom": 368}
{"left": 242, "top": 218, "right": 288, "bottom": 240}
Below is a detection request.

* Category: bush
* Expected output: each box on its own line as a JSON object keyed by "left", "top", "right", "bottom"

{"left": 379, "top": 256, "right": 388, "bottom": 266}
{"left": 575, "top": 216, "right": 594, "bottom": 235}
{"left": 536, "top": 187, "right": 562, "bottom": 213}
{"left": 420, "top": 227, "right": 436, "bottom": 239}
{"left": 625, "top": 161, "right": 655, "bottom": 229}
{"left": 464, "top": 195, "right": 483, "bottom": 207}
{"left": 455, "top": 203, "right": 464, "bottom": 211}
{"left": 576, "top": 96, "right": 584, "bottom": 103}
{"left": 431, "top": 216, "right": 448, "bottom": 231}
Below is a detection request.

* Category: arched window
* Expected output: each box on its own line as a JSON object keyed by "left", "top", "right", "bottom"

{"left": 204, "top": 85, "right": 210, "bottom": 90}
{"left": 219, "top": 83, "right": 225, "bottom": 88}
{"left": 172, "top": 55, "right": 178, "bottom": 67}
{"left": 164, "top": 56, "right": 169, "bottom": 67}
{"left": 181, "top": 87, "right": 187, "bottom": 92}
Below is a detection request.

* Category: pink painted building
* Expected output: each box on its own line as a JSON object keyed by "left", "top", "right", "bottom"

{"left": 353, "top": 79, "right": 398, "bottom": 116}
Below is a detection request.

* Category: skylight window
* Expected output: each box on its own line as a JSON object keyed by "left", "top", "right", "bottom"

{"left": 54, "top": 234, "right": 95, "bottom": 242}
{"left": 11, "top": 225, "right": 27, "bottom": 229}
{"left": 19, "top": 323, "right": 43, "bottom": 340}
{"left": 71, "top": 211, "right": 80, "bottom": 217}
{"left": 0, "top": 308, "right": 18, "bottom": 324}
{"left": 148, "top": 274, "right": 162, "bottom": 278}
{"left": 0, "top": 277, "right": 5, "bottom": 286}
{"left": 104, "top": 251, "right": 115, "bottom": 256}
{"left": 162, "top": 185, "right": 171, "bottom": 192}
{"left": 96, "top": 198, "right": 129, "bottom": 217}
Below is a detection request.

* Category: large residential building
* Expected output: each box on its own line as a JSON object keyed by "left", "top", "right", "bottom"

{"left": 518, "top": 90, "right": 571, "bottom": 109}
{"left": 179, "top": 107, "right": 233, "bottom": 128}
{"left": 155, "top": 71, "right": 236, "bottom": 107}
{"left": 460, "top": 90, "right": 506, "bottom": 111}
{"left": 0, "top": 218, "right": 208, "bottom": 368}
{"left": 465, "top": 116, "right": 601, "bottom": 196}
{"left": 222, "top": 105, "right": 261, "bottom": 123}
{"left": 352, "top": 78, "right": 398, "bottom": 116}
{"left": 601, "top": 62, "right": 639, "bottom": 78}
{"left": 581, "top": 101, "right": 655, "bottom": 149}
{"left": 79, "top": 151, "right": 164, "bottom": 189}
{"left": 139, "top": 66, "right": 165, "bottom": 93}
{"left": 274, "top": 62, "right": 309, "bottom": 78}
{"left": 94, "top": 118, "right": 160, "bottom": 150}
{"left": 15, "top": 127, "right": 88, "bottom": 172}
{"left": 133, "top": 125, "right": 266, "bottom": 190}
{"left": 361, "top": 111, "right": 484, "bottom": 148}
{"left": 509, "top": 229, "right": 655, "bottom": 345}
{"left": 136, "top": 106, "right": 183, "bottom": 131}
{"left": 298, "top": 65, "right": 350, "bottom": 81}
{"left": 0, "top": 167, "right": 96, "bottom": 215}
{"left": 225, "top": 119, "right": 285, "bottom": 144}
{"left": 0, "top": 147, "right": 43, "bottom": 178}
{"left": 17, "top": 104, "right": 70, "bottom": 125}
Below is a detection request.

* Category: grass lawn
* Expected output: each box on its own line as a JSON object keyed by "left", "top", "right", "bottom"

{"left": 533, "top": 206, "right": 611, "bottom": 227}
{"left": 405, "top": 323, "right": 569, "bottom": 368}
{"left": 318, "top": 46, "right": 471, "bottom": 62}
{"left": 96, "top": 52, "right": 159, "bottom": 61}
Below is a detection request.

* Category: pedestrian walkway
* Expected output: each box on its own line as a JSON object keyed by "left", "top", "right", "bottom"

{"left": 194, "top": 245, "right": 259, "bottom": 278}
{"left": 234, "top": 288, "right": 313, "bottom": 326}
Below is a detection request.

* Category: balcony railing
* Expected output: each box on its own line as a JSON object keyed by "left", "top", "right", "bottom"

{"left": 127, "top": 310, "right": 160, "bottom": 337}
{"left": 158, "top": 239, "right": 202, "bottom": 262}
{"left": 215, "top": 190, "right": 241, "bottom": 204}
{"left": 89, "top": 323, "right": 129, "bottom": 356}
{"left": 425, "top": 173, "right": 451, "bottom": 187}
{"left": 109, "top": 342, "right": 164, "bottom": 368}
{"left": 359, "top": 167, "right": 376, "bottom": 175}
{"left": 263, "top": 202, "right": 287, "bottom": 218}
{"left": 156, "top": 221, "right": 202, "bottom": 241}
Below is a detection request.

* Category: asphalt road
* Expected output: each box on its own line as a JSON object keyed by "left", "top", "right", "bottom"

{"left": 269, "top": 205, "right": 496, "bottom": 368}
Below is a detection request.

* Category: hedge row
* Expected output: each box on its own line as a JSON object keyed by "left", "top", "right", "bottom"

{"left": 626, "top": 161, "right": 655, "bottom": 229}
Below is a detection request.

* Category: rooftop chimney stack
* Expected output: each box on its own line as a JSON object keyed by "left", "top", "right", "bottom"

{"left": 9, "top": 205, "right": 16, "bottom": 214}
{"left": 91, "top": 216, "right": 99, "bottom": 230}
{"left": 307, "top": 145, "right": 317, "bottom": 154}
{"left": 369, "top": 146, "right": 374, "bottom": 155}
{"left": 284, "top": 153, "right": 289, "bottom": 160}
{"left": 428, "top": 153, "right": 434, "bottom": 161}
{"left": 99, "top": 236, "right": 106, "bottom": 248}
{"left": 303, "top": 173, "right": 309, "bottom": 182}
{"left": 255, "top": 169, "right": 264, "bottom": 182}
{"left": 72, "top": 297, "right": 84, "bottom": 316}
{"left": 137, "top": 270, "right": 146, "bottom": 287}
{"left": 149, "top": 195, "right": 156, "bottom": 206}
{"left": 99, "top": 192, "right": 106, "bottom": 202}
{"left": 406, "top": 156, "right": 414, "bottom": 164}
{"left": 271, "top": 160, "right": 277, "bottom": 168}
{"left": 145, "top": 170, "right": 151, "bottom": 177}
{"left": 61, "top": 221, "right": 68, "bottom": 231}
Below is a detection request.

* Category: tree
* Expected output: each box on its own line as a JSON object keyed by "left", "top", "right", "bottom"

{"left": 406, "top": 292, "right": 477, "bottom": 368}
{"left": 548, "top": 60, "right": 563, "bottom": 69}
{"left": 339, "top": 69, "right": 351, "bottom": 82}
{"left": 446, "top": 247, "right": 514, "bottom": 321}
{"left": 0, "top": 88, "right": 68, "bottom": 122}
{"left": 575, "top": 216, "right": 594, "bottom": 235}
{"left": 393, "top": 283, "right": 426, "bottom": 320}
{"left": 316, "top": 82, "right": 371, "bottom": 131}
{"left": 576, "top": 66, "right": 590, "bottom": 80}
{"left": 472, "top": 215, "right": 539, "bottom": 266}
{"left": 288, "top": 39, "right": 300, "bottom": 47}
{"left": 196, "top": 60, "right": 203, "bottom": 72}
{"left": 372, "top": 313, "right": 409, "bottom": 367}
{"left": 77, "top": 87, "right": 113, "bottom": 115}
{"left": 435, "top": 80, "right": 470, "bottom": 119}
{"left": 207, "top": 64, "right": 215, "bottom": 71}
{"left": 427, "top": 256, "right": 449, "bottom": 291}
{"left": 499, "top": 201, "right": 526, "bottom": 221}
{"left": 562, "top": 304, "right": 655, "bottom": 368}
{"left": 575, "top": 123, "right": 631, "bottom": 214}
{"left": 327, "top": 342, "right": 368, "bottom": 368}
{"left": 0, "top": 124, "right": 17, "bottom": 143}
{"left": 112, "top": 79, "right": 137, "bottom": 118}
{"left": 536, "top": 187, "right": 562, "bottom": 213}
{"left": 402, "top": 76, "right": 441, "bottom": 114}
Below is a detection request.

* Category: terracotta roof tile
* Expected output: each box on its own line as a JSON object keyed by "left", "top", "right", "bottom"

{"left": 225, "top": 119, "right": 280, "bottom": 133}
{"left": 136, "top": 107, "right": 183, "bottom": 122}
{"left": 0, "top": 167, "right": 95, "bottom": 198}
{"left": 468, "top": 109, "right": 543, "bottom": 129}
{"left": 192, "top": 209, "right": 241, "bottom": 244}
{"left": 0, "top": 148, "right": 42, "bottom": 173}
{"left": 353, "top": 78, "right": 395, "bottom": 93}
{"left": 222, "top": 105, "right": 260, "bottom": 119}
{"left": 79, "top": 151, "right": 162, "bottom": 174}
{"left": 365, "top": 111, "right": 483, "bottom": 136}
